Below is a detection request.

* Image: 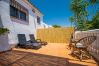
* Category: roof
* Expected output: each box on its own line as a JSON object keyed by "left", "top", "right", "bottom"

{"left": 23, "top": 0, "right": 43, "bottom": 16}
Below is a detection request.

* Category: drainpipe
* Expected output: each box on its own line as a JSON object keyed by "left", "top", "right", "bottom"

{"left": 0, "top": 16, "right": 3, "bottom": 28}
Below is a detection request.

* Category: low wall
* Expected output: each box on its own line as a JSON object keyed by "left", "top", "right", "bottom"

{"left": 0, "top": 33, "right": 11, "bottom": 52}
{"left": 74, "top": 29, "right": 99, "bottom": 61}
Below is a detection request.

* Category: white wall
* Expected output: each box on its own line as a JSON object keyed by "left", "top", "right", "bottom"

{"left": 0, "top": 0, "right": 43, "bottom": 48}
{"left": 37, "top": 22, "right": 52, "bottom": 29}
{"left": 0, "top": 1, "right": 16, "bottom": 46}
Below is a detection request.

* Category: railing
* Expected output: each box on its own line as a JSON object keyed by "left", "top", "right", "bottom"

{"left": 74, "top": 29, "right": 99, "bottom": 61}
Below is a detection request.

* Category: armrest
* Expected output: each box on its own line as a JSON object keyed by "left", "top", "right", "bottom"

{"left": 74, "top": 36, "right": 97, "bottom": 48}
{"left": 36, "top": 39, "right": 41, "bottom": 42}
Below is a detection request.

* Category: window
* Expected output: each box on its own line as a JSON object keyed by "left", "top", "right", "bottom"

{"left": 10, "top": 0, "right": 28, "bottom": 21}
{"left": 32, "top": 9, "right": 35, "bottom": 13}
{"left": 19, "top": 11, "right": 26, "bottom": 21}
{"left": 10, "top": 5, "right": 18, "bottom": 18}
{"left": 37, "top": 16, "right": 40, "bottom": 24}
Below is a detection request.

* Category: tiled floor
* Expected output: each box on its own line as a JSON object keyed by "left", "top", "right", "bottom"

{"left": 0, "top": 50, "right": 68, "bottom": 66}
{"left": 0, "top": 43, "right": 98, "bottom": 66}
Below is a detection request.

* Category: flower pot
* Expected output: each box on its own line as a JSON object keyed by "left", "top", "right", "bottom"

{"left": 0, "top": 32, "right": 10, "bottom": 52}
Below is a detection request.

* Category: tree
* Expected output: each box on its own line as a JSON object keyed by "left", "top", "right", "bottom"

{"left": 70, "top": 0, "right": 89, "bottom": 30}
{"left": 70, "top": 0, "right": 99, "bottom": 30}
{"left": 91, "top": 12, "right": 99, "bottom": 29}
{"left": 52, "top": 25, "right": 61, "bottom": 28}
{"left": 89, "top": 0, "right": 99, "bottom": 13}
{"left": 86, "top": 0, "right": 99, "bottom": 29}
{"left": 86, "top": 12, "right": 99, "bottom": 29}
{"left": 89, "top": 0, "right": 99, "bottom": 5}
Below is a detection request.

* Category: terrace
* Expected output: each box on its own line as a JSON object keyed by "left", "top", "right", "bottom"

{"left": 0, "top": 0, "right": 99, "bottom": 66}
{"left": 0, "top": 27, "right": 99, "bottom": 66}
{"left": 0, "top": 43, "right": 98, "bottom": 66}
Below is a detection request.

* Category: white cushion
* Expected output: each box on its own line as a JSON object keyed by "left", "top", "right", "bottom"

{"left": 76, "top": 43, "right": 85, "bottom": 48}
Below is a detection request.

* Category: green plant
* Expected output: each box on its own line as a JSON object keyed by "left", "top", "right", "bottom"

{"left": 52, "top": 25, "right": 61, "bottom": 28}
{"left": 0, "top": 28, "right": 9, "bottom": 35}
{"left": 88, "top": 12, "right": 99, "bottom": 29}
{"left": 70, "top": 0, "right": 89, "bottom": 31}
{"left": 70, "top": 0, "right": 99, "bottom": 31}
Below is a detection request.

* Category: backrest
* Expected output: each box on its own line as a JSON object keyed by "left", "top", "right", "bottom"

{"left": 17, "top": 34, "right": 27, "bottom": 45}
{"left": 69, "top": 32, "right": 76, "bottom": 43}
{"left": 29, "top": 34, "right": 36, "bottom": 42}
{"left": 78, "top": 36, "right": 97, "bottom": 48}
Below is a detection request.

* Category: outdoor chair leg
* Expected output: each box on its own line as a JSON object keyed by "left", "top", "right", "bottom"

{"left": 79, "top": 50, "right": 83, "bottom": 61}
{"left": 71, "top": 45, "right": 77, "bottom": 54}
{"left": 86, "top": 51, "right": 93, "bottom": 59}
{"left": 68, "top": 43, "right": 72, "bottom": 49}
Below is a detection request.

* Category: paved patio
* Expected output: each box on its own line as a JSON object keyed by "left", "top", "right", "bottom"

{"left": 0, "top": 43, "right": 98, "bottom": 66}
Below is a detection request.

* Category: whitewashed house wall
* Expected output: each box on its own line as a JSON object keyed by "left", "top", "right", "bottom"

{"left": 0, "top": 0, "right": 45, "bottom": 51}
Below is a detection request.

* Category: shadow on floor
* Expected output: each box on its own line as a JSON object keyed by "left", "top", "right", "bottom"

{"left": 0, "top": 50, "right": 86, "bottom": 66}
{"left": 68, "top": 52, "right": 99, "bottom": 66}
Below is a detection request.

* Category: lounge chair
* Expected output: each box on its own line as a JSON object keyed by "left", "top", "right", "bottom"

{"left": 29, "top": 34, "right": 47, "bottom": 46}
{"left": 71, "top": 36, "right": 97, "bottom": 61}
{"left": 17, "top": 34, "right": 41, "bottom": 49}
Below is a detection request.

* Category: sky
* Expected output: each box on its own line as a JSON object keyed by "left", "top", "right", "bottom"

{"left": 31, "top": 0, "right": 72, "bottom": 27}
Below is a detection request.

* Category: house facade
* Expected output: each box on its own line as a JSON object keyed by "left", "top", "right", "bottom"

{"left": 0, "top": 0, "right": 45, "bottom": 49}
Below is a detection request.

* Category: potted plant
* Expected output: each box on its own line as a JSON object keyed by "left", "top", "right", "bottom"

{"left": 0, "top": 28, "right": 9, "bottom": 52}
{"left": 0, "top": 28, "right": 9, "bottom": 35}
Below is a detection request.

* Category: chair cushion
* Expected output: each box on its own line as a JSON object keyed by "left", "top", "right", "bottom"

{"left": 32, "top": 43, "right": 41, "bottom": 47}
{"left": 76, "top": 43, "right": 86, "bottom": 48}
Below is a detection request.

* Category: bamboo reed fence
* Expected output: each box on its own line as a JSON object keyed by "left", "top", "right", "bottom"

{"left": 37, "top": 27, "right": 74, "bottom": 43}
